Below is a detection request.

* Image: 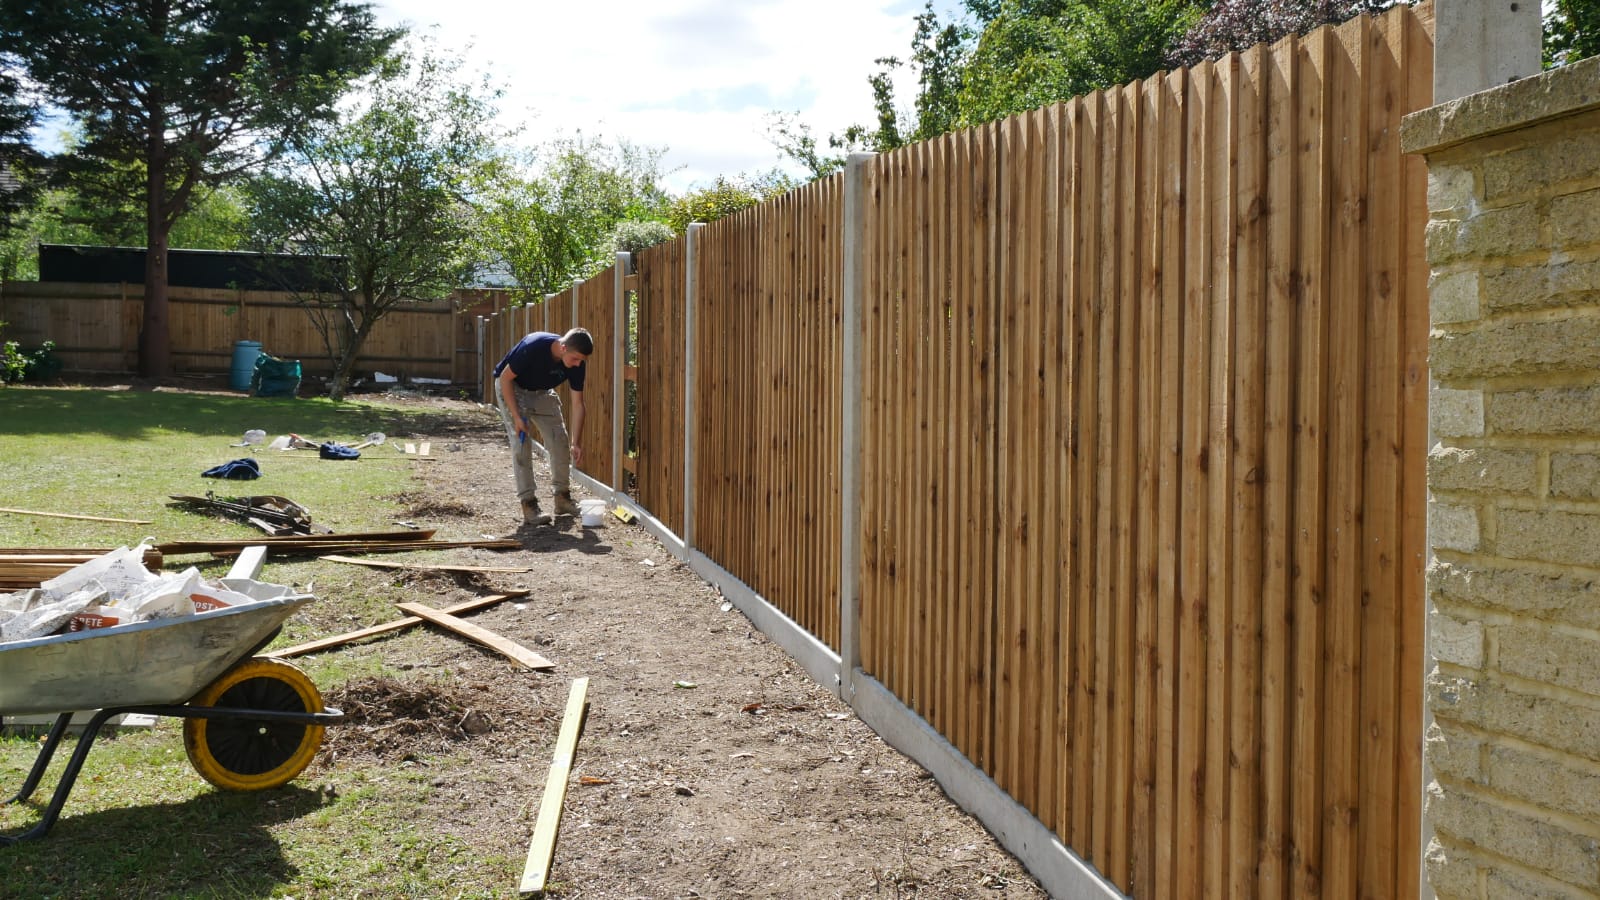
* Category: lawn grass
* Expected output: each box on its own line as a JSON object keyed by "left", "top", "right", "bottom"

{"left": 0, "top": 386, "right": 519, "bottom": 899}
{"left": 0, "top": 386, "right": 440, "bottom": 547}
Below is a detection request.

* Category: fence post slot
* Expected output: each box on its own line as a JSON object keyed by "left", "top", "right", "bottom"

{"left": 839, "top": 152, "right": 874, "bottom": 702}
{"left": 684, "top": 222, "right": 706, "bottom": 555}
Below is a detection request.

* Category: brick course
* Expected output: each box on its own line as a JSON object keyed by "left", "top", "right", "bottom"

{"left": 1406, "top": 53, "right": 1600, "bottom": 898}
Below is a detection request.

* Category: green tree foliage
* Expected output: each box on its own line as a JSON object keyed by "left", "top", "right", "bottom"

{"left": 612, "top": 220, "right": 676, "bottom": 255}
{"left": 0, "top": 182, "right": 251, "bottom": 280}
{"left": 664, "top": 172, "right": 796, "bottom": 233}
{"left": 479, "top": 135, "right": 669, "bottom": 302}
{"left": 0, "top": 60, "right": 43, "bottom": 251}
{"left": 0, "top": 0, "right": 399, "bottom": 377}
{"left": 246, "top": 47, "right": 502, "bottom": 401}
{"left": 764, "top": 113, "right": 849, "bottom": 180}
{"left": 1546, "top": 0, "right": 1600, "bottom": 67}
{"left": 771, "top": 0, "right": 1200, "bottom": 177}
{"left": 769, "top": 2, "right": 971, "bottom": 175}
{"left": 962, "top": 0, "right": 1204, "bottom": 122}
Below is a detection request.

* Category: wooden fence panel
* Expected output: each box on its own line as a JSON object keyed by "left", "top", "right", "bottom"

{"left": 853, "top": 5, "right": 1427, "bottom": 898}
{"left": 0, "top": 283, "right": 129, "bottom": 370}
{"left": 574, "top": 270, "right": 615, "bottom": 485}
{"left": 634, "top": 238, "right": 687, "bottom": 536}
{"left": 689, "top": 179, "right": 844, "bottom": 648}
{"left": 548, "top": 289, "right": 573, "bottom": 342}
{"left": 2, "top": 282, "right": 486, "bottom": 383}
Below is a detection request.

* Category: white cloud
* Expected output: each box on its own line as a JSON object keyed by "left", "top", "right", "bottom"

{"left": 371, "top": 0, "right": 951, "bottom": 193}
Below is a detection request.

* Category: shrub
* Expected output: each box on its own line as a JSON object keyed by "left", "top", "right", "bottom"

{"left": 0, "top": 322, "right": 59, "bottom": 384}
{"left": 612, "top": 220, "right": 677, "bottom": 254}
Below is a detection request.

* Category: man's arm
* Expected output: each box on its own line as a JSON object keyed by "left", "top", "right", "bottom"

{"left": 498, "top": 366, "right": 528, "bottom": 439}
{"left": 569, "top": 391, "right": 585, "bottom": 466}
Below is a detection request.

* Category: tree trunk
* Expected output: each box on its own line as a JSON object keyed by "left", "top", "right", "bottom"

{"left": 138, "top": 123, "right": 171, "bottom": 378}
{"left": 327, "top": 313, "right": 375, "bottom": 402}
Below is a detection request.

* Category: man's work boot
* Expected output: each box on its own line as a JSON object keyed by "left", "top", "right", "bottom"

{"left": 552, "top": 490, "right": 579, "bottom": 516}
{"left": 521, "top": 497, "right": 551, "bottom": 526}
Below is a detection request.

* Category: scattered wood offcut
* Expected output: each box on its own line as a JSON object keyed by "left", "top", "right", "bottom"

{"left": 396, "top": 601, "right": 553, "bottom": 670}
{"left": 266, "top": 591, "right": 530, "bottom": 658}
{"left": 521, "top": 677, "right": 591, "bottom": 895}
{"left": 0, "top": 547, "right": 165, "bottom": 590}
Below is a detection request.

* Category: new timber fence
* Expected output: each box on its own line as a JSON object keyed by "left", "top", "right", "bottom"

{"left": 494, "top": 6, "right": 1433, "bottom": 896}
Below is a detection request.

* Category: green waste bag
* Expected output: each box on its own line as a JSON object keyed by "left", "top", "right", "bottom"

{"left": 251, "top": 352, "right": 302, "bottom": 398}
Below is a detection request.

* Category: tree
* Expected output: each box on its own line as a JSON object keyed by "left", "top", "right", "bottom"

{"left": 0, "top": 0, "right": 399, "bottom": 377}
{"left": 0, "top": 181, "right": 251, "bottom": 280}
{"left": 0, "top": 58, "right": 43, "bottom": 260}
{"left": 479, "top": 135, "right": 670, "bottom": 301}
{"left": 1165, "top": 0, "right": 1396, "bottom": 67}
{"left": 961, "top": 0, "right": 1203, "bottom": 123}
{"left": 770, "top": 0, "right": 1198, "bottom": 180}
{"left": 769, "top": 1, "right": 971, "bottom": 177}
{"left": 247, "top": 47, "right": 502, "bottom": 401}
{"left": 664, "top": 172, "right": 796, "bottom": 233}
{"left": 1545, "top": 0, "right": 1600, "bottom": 67}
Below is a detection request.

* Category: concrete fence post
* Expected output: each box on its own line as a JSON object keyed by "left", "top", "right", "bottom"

{"left": 839, "top": 153, "right": 874, "bottom": 702}
{"left": 476, "top": 315, "right": 486, "bottom": 403}
{"left": 1432, "top": 0, "right": 1542, "bottom": 103}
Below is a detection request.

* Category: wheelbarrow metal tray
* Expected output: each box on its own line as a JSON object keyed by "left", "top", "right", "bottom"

{"left": 0, "top": 592, "right": 312, "bottom": 716}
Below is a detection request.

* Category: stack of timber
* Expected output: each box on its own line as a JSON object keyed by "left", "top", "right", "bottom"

{"left": 0, "top": 547, "right": 165, "bottom": 590}
{"left": 154, "top": 530, "right": 522, "bottom": 559}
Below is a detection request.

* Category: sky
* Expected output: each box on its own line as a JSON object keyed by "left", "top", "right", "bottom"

{"left": 367, "top": 0, "right": 961, "bottom": 195}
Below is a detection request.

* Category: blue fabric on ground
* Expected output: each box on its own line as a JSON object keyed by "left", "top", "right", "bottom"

{"left": 319, "top": 442, "right": 361, "bottom": 460}
{"left": 202, "top": 458, "right": 262, "bottom": 480}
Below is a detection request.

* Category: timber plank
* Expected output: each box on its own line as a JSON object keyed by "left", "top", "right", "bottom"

{"left": 1321, "top": 17, "right": 1368, "bottom": 899}
{"left": 323, "top": 555, "right": 531, "bottom": 574}
{"left": 396, "top": 601, "right": 553, "bottom": 670}
{"left": 266, "top": 592, "right": 529, "bottom": 658}
{"left": 1228, "top": 44, "right": 1269, "bottom": 900}
{"left": 1290, "top": 28, "right": 1332, "bottom": 899}
{"left": 519, "top": 677, "right": 590, "bottom": 895}
{"left": 0, "top": 506, "right": 152, "bottom": 525}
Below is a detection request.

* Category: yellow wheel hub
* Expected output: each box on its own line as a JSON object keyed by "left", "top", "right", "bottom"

{"left": 183, "top": 657, "right": 325, "bottom": 791}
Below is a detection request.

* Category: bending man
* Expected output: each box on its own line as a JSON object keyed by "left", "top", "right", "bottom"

{"left": 494, "top": 327, "right": 592, "bottom": 526}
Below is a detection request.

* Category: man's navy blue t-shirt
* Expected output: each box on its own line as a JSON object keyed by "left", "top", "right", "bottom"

{"left": 494, "top": 332, "right": 586, "bottom": 392}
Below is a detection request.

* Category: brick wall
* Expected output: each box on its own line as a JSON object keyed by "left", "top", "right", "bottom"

{"left": 1403, "top": 56, "right": 1600, "bottom": 899}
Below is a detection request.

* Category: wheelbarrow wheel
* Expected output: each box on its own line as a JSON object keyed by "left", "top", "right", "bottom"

{"left": 183, "top": 657, "right": 325, "bottom": 791}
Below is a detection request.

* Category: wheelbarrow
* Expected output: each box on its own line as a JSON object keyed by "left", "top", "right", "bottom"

{"left": 0, "top": 574, "right": 342, "bottom": 844}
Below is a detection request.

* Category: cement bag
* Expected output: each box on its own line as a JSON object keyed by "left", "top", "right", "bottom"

{"left": 0, "top": 584, "right": 109, "bottom": 641}
{"left": 109, "top": 567, "right": 204, "bottom": 621}
{"left": 40, "top": 543, "right": 157, "bottom": 599}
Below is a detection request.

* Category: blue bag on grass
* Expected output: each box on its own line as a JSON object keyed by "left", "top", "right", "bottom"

{"left": 201, "top": 458, "right": 262, "bottom": 480}
{"left": 319, "top": 442, "right": 360, "bottom": 460}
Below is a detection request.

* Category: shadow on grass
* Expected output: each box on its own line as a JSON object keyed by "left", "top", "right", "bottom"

{"left": 0, "top": 784, "right": 327, "bottom": 898}
{"left": 0, "top": 387, "right": 425, "bottom": 442}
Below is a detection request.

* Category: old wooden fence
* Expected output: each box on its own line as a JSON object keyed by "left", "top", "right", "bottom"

{"left": 496, "top": 7, "right": 1435, "bottom": 897}
{"left": 0, "top": 281, "right": 500, "bottom": 385}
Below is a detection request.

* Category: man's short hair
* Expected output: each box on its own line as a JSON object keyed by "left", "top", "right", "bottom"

{"left": 562, "top": 327, "right": 594, "bottom": 356}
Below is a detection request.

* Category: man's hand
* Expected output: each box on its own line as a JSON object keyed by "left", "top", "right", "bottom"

{"left": 571, "top": 442, "right": 584, "bottom": 466}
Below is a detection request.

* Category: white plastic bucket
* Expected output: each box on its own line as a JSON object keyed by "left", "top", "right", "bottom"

{"left": 579, "top": 499, "right": 606, "bottom": 527}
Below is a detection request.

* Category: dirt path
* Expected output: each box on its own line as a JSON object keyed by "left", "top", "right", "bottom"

{"left": 316, "top": 395, "right": 1049, "bottom": 898}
